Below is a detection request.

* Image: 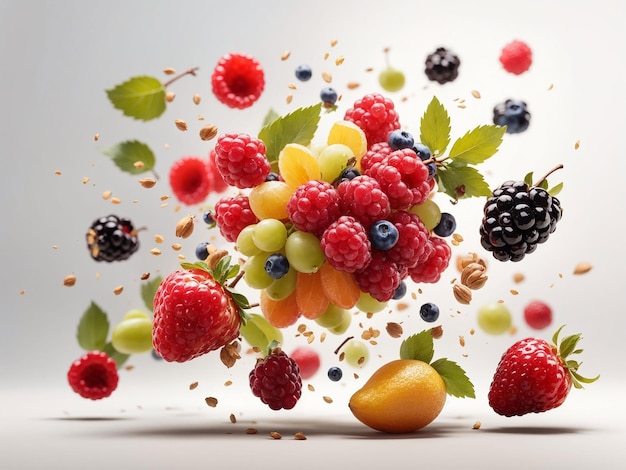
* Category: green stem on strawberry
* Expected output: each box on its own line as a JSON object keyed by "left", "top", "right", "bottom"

{"left": 552, "top": 325, "right": 600, "bottom": 389}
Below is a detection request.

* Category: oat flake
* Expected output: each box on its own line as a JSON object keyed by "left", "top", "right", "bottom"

{"left": 205, "top": 397, "right": 218, "bottom": 407}
{"left": 189, "top": 382, "right": 199, "bottom": 390}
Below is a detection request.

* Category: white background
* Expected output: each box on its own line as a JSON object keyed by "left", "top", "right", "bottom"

{"left": 1, "top": 0, "right": 625, "bottom": 468}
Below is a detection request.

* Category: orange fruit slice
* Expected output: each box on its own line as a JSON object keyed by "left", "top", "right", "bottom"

{"left": 278, "top": 143, "right": 321, "bottom": 188}
{"left": 320, "top": 262, "right": 360, "bottom": 309}
{"left": 259, "top": 289, "right": 300, "bottom": 329}
{"left": 296, "top": 270, "right": 329, "bottom": 320}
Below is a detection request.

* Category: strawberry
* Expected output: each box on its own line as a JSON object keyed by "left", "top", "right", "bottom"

{"left": 152, "top": 256, "right": 250, "bottom": 363}
{"left": 488, "top": 326, "right": 599, "bottom": 417}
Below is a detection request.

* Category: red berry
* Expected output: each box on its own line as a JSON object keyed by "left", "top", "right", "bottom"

{"left": 524, "top": 300, "right": 553, "bottom": 330}
{"left": 337, "top": 175, "right": 390, "bottom": 228}
{"left": 214, "top": 133, "right": 271, "bottom": 189}
{"left": 208, "top": 148, "right": 229, "bottom": 193}
{"left": 249, "top": 348, "right": 303, "bottom": 410}
{"left": 321, "top": 215, "right": 372, "bottom": 273}
{"left": 499, "top": 40, "right": 532, "bottom": 75}
{"left": 408, "top": 236, "right": 451, "bottom": 284}
{"left": 152, "top": 268, "right": 241, "bottom": 362}
{"left": 290, "top": 346, "right": 321, "bottom": 380}
{"left": 354, "top": 251, "right": 402, "bottom": 302}
{"left": 211, "top": 53, "right": 265, "bottom": 109}
{"left": 360, "top": 141, "right": 393, "bottom": 172}
{"left": 67, "top": 351, "right": 119, "bottom": 400}
{"left": 385, "top": 210, "right": 430, "bottom": 269}
{"left": 169, "top": 156, "right": 212, "bottom": 205}
{"left": 287, "top": 180, "right": 341, "bottom": 237}
{"left": 214, "top": 195, "right": 259, "bottom": 242}
{"left": 344, "top": 93, "right": 400, "bottom": 148}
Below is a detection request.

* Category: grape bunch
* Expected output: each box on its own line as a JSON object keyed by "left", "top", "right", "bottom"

{"left": 479, "top": 179, "right": 562, "bottom": 262}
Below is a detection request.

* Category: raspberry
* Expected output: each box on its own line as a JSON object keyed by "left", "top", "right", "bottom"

{"left": 67, "top": 351, "right": 119, "bottom": 400}
{"left": 360, "top": 141, "right": 393, "bottom": 173}
{"left": 287, "top": 180, "right": 341, "bottom": 237}
{"left": 354, "top": 251, "right": 402, "bottom": 302}
{"left": 337, "top": 175, "right": 390, "bottom": 228}
{"left": 211, "top": 53, "right": 265, "bottom": 109}
{"left": 86, "top": 214, "right": 139, "bottom": 262}
{"left": 214, "top": 195, "right": 259, "bottom": 242}
{"left": 479, "top": 180, "right": 562, "bottom": 262}
{"left": 365, "top": 148, "right": 431, "bottom": 210}
{"left": 321, "top": 215, "right": 372, "bottom": 273}
{"left": 385, "top": 210, "right": 430, "bottom": 269}
{"left": 499, "top": 40, "right": 532, "bottom": 75}
{"left": 208, "top": 148, "right": 229, "bottom": 193}
{"left": 214, "top": 133, "right": 271, "bottom": 189}
{"left": 425, "top": 47, "right": 461, "bottom": 84}
{"left": 408, "top": 236, "right": 451, "bottom": 284}
{"left": 524, "top": 300, "right": 553, "bottom": 330}
{"left": 169, "top": 156, "right": 212, "bottom": 205}
{"left": 249, "top": 348, "right": 302, "bottom": 410}
{"left": 344, "top": 93, "right": 400, "bottom": 148}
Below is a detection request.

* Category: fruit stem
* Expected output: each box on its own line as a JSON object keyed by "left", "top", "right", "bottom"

{"left": 334, "top": 336, "right": 354, "bottom": 355}
{"left": 229, "top": 270, "right": 245, "bottom": 289}
{"left": 533, "top": 164, "right": 564, "bottom": 188}
{"left": 164, "top": 67, "right": 200, "bottom": 88}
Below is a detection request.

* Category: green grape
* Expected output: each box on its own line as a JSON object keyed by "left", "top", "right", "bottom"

{"left": 318, "top": 143, "right": 354, "bottom": 183}
{"left": 243, "top": 253, "right": 274, "bottom": 289}
{"left": 265, "top": 267, "right": 297, "bottom": 300}
{"left": 477, "top": 302, "right": 512, "bottom": 335}
{"left": 378, "top": 67, "right": 405, "bottom": 92}
{"left": 253, "top": 218, "right": 287, "bottom": 252}
{"left": 356, "top": 292, "right": 388, "bottom": 313}
{"left": 409, "top": 199, "right": 442, "bottom": 231}
{"left": 284, "top": 230, "right": 326, "bottom": 274}
{"left": 239, "top": 313, "right": 283, "bottom": 351}
{"left": 315, "top": 303, "right": 347, "bottom": 329}
{"left": 111, "top": 317, "right": 153, "bottom": 354}
{"left": 236, "top": 225, "right": 261, "bottom": 257}
{"left": 328, "top": 309, "right": 352, "bottom": 335}
{"left": 342, "top": 339, "right": 369, "bottom": 368}
{"left": 123, "top": 308, "right": 151, "bottom": 321}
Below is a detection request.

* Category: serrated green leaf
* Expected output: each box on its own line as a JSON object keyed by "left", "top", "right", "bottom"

{"left": 103, "top": 342, "right": 130, "bottom": 369}
{"left": 77, "top": 302, "right": 110, "bottom": 351}
{"left": 100, "top": 140, "right": 155, "bottom": 174}
{"left": 258, "top": 103, "right": 322, "bottom": 163}
{"left": 436, "top": 162, "right": 492, "bottom": 200}
{"left": 141, "top": 275, "right": 163, "bottom": 312}
{"left": 430, "top": 358, "right": 476, "bottom": 398}
{"left": 548, "top": 181, "right": 563, "bottom": 196}
{"left": 106, "top": 76, "right": 166, "bottom": 121}
{"left": 399, "top": 330, "right": 434, "bottom": 363}
{"left": 419, "top": 96, "right": 451, "bottom": 156}
{"left": 262, "top": 108, "right": 280, "bottom": 127}
{"left": 559, "top": 333, "right": 582, "bottom": 359}
{"left": 448, "top": 124, "right": 506, "bottom": 164}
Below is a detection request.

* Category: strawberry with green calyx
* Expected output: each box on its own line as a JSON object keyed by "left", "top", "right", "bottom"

{"left": 152, "top": 256, "right": 251, "bottom": 363}
{"left": 488, "top": 325, "right": 599, "bottom": 417}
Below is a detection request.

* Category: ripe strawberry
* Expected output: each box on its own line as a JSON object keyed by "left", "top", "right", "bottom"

{"left": 488, "top": 326, "right": 598, "bottom": 417}
{"left": 152, "top": 256, "right": 249, "bottom": 363}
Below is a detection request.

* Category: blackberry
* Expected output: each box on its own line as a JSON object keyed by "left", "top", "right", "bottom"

{"left": 86, "top": 215, "right": 139, "bottom": 262}
{"left": 425, "top": 47, "right": 461, "bottom": 84}
{"left": 249, "top": 348, "right": 302, "bottom": 410}
{"left": 493, "top": 99, "right": 531, "bottom": 134}
{"left": 479, "top": 180, "right": 563, "bottom": 262}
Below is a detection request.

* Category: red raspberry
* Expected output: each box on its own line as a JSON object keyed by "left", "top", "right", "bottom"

{"left": 360, "top": 141, "right": 393, "bottom": 172}
{"left": 211, "top": 53, "right": 265, "bottom": 109}
{"left": 169, "top": 156, "right": 212, "bottom": 205}
{"left": 385, "top": 210, "right": 430, "bottom": 269}
{"left": 214, "top": 133, "right": 271, "bottom": 189}
{"left": 152, "top": 267, "right": 241, "bottom": 362}
{"left": 321, "top": 215, "right": 372, "bottom": 273}
{"left": 337, "top": 175, "right": 390, "bottom": 228}
{"left": 344, "top": 93, "right": 400, "bottom": 148}
{"left": 289, "top": 346, "right": 321, "bottom": 380}
{"left": 365, "top": 148, "right": 431, "bottom": 210}
{"left": 408, "top": 236, "right": 451, "bottom": 284}
{"left": 67, "top": 351, "right": 119, "bottom": 400}
{"left": 354, "top": 251, "right": 402, "bottom": 302}
{"left": 208, "top": 148, "right": 229, "bottom": 193}
{"left": 287, "top": 180, "right": 341, "bottom": 237}
{"left": 214, "top": 195, "right": 259, "bottom": 242}
{"left": 499, "top": 40, "right": 532, "bottom": 75}
{"left": 523, "top": 300, "right": 553, "bottom": 330}
{"left": 249, "top": 348, "right": 302, "bottom": 410}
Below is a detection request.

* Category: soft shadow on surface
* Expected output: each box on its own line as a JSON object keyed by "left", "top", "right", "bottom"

{"left": 44, "top": 416, "right": 133, "bottom": 422}
{"left": 483, "top": 426, "right": 585, "bottom": 435}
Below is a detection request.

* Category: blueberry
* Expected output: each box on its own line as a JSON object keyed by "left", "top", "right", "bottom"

{"left": 434, "top": 212, "right": 456, "bottom": 237}
{"left": 413, "top": 143, "right": 432, "bottom": 161}
{"left": 337, "top": 167, "right": 360, "bottom": 182}
{"left": 426, "top": 162, "right": 437, "bottom": 180}
{"left": 151, "top": 349, "right": 163, "bottom": 361}
{"left": 320, "top": 87, "right": 338, "bottom": 106}
{"left": 265, "top": 171, "right": 280, "bottom": 182}
{"left": 369, "top": 220, "right": 399, "bottom": 250}
{"left": 388, "top": 130, "right": 415, "bottom": 150}
{"left": 264, "top": 253, "right": 290, "bottom": 279}
{"left": 493, "top": 99, "right": 530, "bottom": 134}
{"left": 420, "top": 302, "right": 440, "bottom": 322}
{"left": 328, "top": 366, "right": 343, "bottom": 382}
{"left": 392, "top": 281, "right": 407, "bottom": 300}
{"left": 202, "top": 210, "right": 215, "bottom": 225}
{"left": 295, "top": 64, "right": 312, "bottom": 82}
{"left": 195, "top": 241, "right": 210, "bottom": 260}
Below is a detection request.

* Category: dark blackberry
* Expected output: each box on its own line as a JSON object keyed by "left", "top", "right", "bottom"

{"left": 86, "top": 215, "right": 139, "bottom": 262}
{"left": 493, "top": 99, "right": 531, "bottom": 134}
{"left": 425, "top": 47, "right": 460, "bottom": 84}
{"left": 479, "top": 181, "right": 562, "bottom": 262}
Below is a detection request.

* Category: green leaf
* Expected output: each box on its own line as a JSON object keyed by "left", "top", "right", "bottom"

{"left": 436, "top": 162, "right": 492, "bottom": 200}
{"left": 559, "top": 333, "right": 582, "bottom": 359}
{"left": 103, "top": 342, "right": 130, "bottom": 369}
{"left": 524, "top": 172, "right": 534, "bottom": 186}
{"left": 258, "top": 102, "right": 322, "bottom": 163}
{"left": 448, "top": 124, "right": 506, "bottom": 165}
{"left": 106, "top": 76, "right": 166, "bottom": 121}
{"left": 262, "top": 108, "right": 280, "bottom": 127}
{"left": 77, "top": 302, "right": 110, "bottom": 351}
{"left": 399, "top": 330, "right": 434, "bottom": 363}
{"left": 141, "top": 275, "right": 163, "bottom": 312}
{"left": 548, "top": 181, "right": 564, "bottom": 196}
{"left": 430, "top": 358, "right": 475, "bottom": 398}
{"left": 419, "top": 96, "right": 451, "bottom": 156}
{"left": 100, "top": 140, "right": 155, "bottom": 174}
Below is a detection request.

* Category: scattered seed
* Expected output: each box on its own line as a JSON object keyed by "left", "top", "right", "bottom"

{"left": 430, "top": 325, "right": 444, "bottom": 339}
{"left": 192, "top": 94, "right": 201, "bottom": 105}
{"left": 510, "top": 289, "right": 519, "bottom": 295}
{"left": 171, "top": 243, "right": 182, "bottom": 251}
{"left": 323, "top": 52, "right": 329, "bottom": 60}
{"left": 280, "top": 51, "right": 291, "bottom": 61}
{"left": 573, "top": 262, "right": 592, "bottom": 275}
{"left": 175, "top": 119, "right": 188, "bottom": 131}
{"left": 471, "top": 90, "right": 481, "bottom": 99}
{"left": 189, "top": 381, "right": 199, "bottom": 390}
{"left": 140, "top": 272, "right": 150, "bottom": 280}
{"left": 63, "top": 275, "right": 76, "bottom": 287}
{"left": 125, "top": 365, "right": 134, "bottom": 371}
{"left": 229, "top": 414, "right": 237, "bottom": 423}
{"left": 20, "top": 290, "right": 25, "bottom": 295}
{"left": 165, "top": 91, "right": 176, "bottom": 103}
{"left": 457, "top": 104, "right": 466, "bottom": 109}
{"left": 82, "top": 177, "right": 90, "bottom": 184}
{"left": 574, "top": 140, "right": 580, "bottom": 150}
{"left": 320, "top": 332, "right": 326, "bottom": 343}
{"left": 93, "top": 133, "right": 100, "bottom": 141}
{"left": 286, "top": 94, "right": 293, "bottom": 104}
{"left": 199, "top": 124, "right": 218, "bottom": 141}
{"left": 513, "top": 272, "right": 525, "bottom": 283}
{"left": 134, "top": 161, "right": 145, "bottom": 169}
{"left": 163, "top": 67, "right": 176, "bottom": 75}
{"left": 287, "top": 83, "right": 297, "bottom": 90}
{"left": 205, "top": 397, "right": 218, "bottom": 407}
{"left": 110, "top": 197, "right": 121, "bottom": 204}
{"left": 322, "top": 71, "right": 332, "bottom": 83}
{"left": 335, "top": 56, "right": 345, "bottom": 66}
{"left": 246, "top": 428, "right": 258, "bottom": 434}
{"left": 150, "top": 248, "right": 162, "bottom": 256}
{"left": 139, "top": 177, "right": 156, "bottom": 188}
{"left": 459, "top": 336, "right": 465, "bottom": 347}
{"left": 307, "top": 384, "right": 315, "bottom": 392}
{"left": 54, "top": 170, "right": 62, "bottom": 175}
{"left": 294, "top": 432, "right": 307, "bottom": 440}
{"left": 547, "top": 83, "right": 554, "bottom": 90}
{"left": 323, "top": 396, "right": 333, "bottom": 404}
{"left": 386, "top": 322, "right": 403, "bottom": 338}
{"left": 297, "top": 324, "right": 307, "bottom": 334}
{"left": 472, "top": 421, "right": 482, "bottom": 429}
{"left": 330, "top": 39, "right": 338, "bottom": 47}
{"left": 270, "top": 431, "right": 282, "bottom": 439}
{"left": 347, "top": 81, "right": 360, "bottom": 89}
{"left": 113, "top": 285, "right": 124, "bottom": 295}
{"left": 175, "top": 215, "right": 195, "bottom": 238}
{"left": 396, "top": 302, "right": 409, "bottom": 311}
{"left": 224, "top": 380, "right": 232, "bottom": 387}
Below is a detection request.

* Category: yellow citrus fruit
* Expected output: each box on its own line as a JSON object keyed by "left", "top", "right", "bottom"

{"left": 248, "top": 180, "right": 293, "bottom": 220}
{"left": 278, "top": 143, "right": 321, "bottom": 188}
{"left": 327, "top": 120, "right": 368, "bottom": 168}
{"left": 349, "top": 359, "right": 446, "bottom": 433}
